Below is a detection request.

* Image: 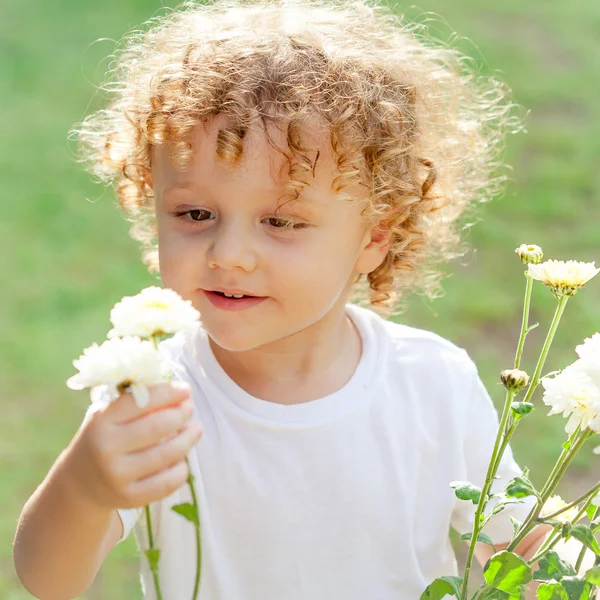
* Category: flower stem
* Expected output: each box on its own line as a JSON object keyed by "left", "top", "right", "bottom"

{"left": 574, "top": 504, "right": 600, "bottom": 573}
{"left": 507, "top": 427, "right": 591, "bottom": 552}
{"left": 460, "top": 390, "right": 516, "bottom": 600}
{"left": 514, "top": 272, "right": 535, "bottom": 370}
{"left": 150, "top": 334, "right": 203, "bottom": 599}
{"left": 186, "top": 458, "right": 202, "bottom": 600}
{"left": 460, "top": 269, "right": 543, "bottom": 599}
{"left": 536, "top": 480, "right": 600, "bottom": 522}
{"left": 521, "top": 295, "right": 570, "bottom": 405}
{"left": 145, "top": 505, "right": 164, "bottom": 600}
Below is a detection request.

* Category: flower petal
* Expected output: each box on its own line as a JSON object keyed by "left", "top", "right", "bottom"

{"left": 130, "top": 383, "right": 150, "bottom": 409}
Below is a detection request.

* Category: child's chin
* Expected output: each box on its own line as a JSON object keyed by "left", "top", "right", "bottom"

{"left": 206, "top": 328, "right": 266, "bottom": 353}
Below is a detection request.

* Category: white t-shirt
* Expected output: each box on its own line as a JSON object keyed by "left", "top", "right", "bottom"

{"left": 84, "top": 303, "right": 535, "bottom": 599}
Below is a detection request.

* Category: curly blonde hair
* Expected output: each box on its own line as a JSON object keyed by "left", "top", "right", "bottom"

{"left": 72, "top": 0, "right": 524, "bottom": 316}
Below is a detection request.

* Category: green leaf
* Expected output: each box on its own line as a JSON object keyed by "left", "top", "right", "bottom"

{"left": 511, "top": 402, "right": 535, "bottom": 416}
{"left": 536, "top": 582, "right": 569, "bottom": 600}
{"left": 560, "top": 576, "right": 593, "bottom": 599}
{"left": 419, "top": 576, "right": 463, "bottom": 599}
{"left": 450, "top": 481, "right": 482, "bottom": 505}
{"left": 584, "top": 566, "right": 600, "bottom": 585}
{"left": 490, "top": 496, "right": 526, "bottom": 518}
{"left": 171, "top": 502, "right": 199, "bottom": 527}
{"left": 583, "top": 565, "right": 600, "bottom": 585}
{"left": 561, "top": 523, "right": 574, "bottom": 539}
{"left": 477, "top": 588, "right": 513, "bottom": 599}
{"left": 510, "top": 516, "right": 522, "bottom": 538}
{"left": 461, "top": 531, "right": 498, "bottom": 552}
{"left": 144, "top": 548, "right": 161, "bottom": 571}
{"left": 562, "top": 440, "right": 572, "bottom": 451}
{"left": 533, "top": 551, "right": 576, "bottom": 581}
{"left": 586, "top": 505, "right": 597, "bottom": 522}
{"left": 483, "top": 551, "right": 533, "bottom": 594}
{"left": 568, "top": 525, "right": 600, "bottom": 556}
{"left": 505, "top": 476, "right": 538, "bottom": 499}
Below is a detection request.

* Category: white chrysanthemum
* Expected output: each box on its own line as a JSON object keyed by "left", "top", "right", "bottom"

{"left": 108, "top": 286, "right": 200, "bottom": 339}
{"left": 528, "top": 260, "right": 599, "bottom": 298}
{"left": 540, "top": 495, "right": 580, "bottom": 523}
{"left": 66, "top": 336, "right": 170, "bottom": 408}
{"left": 541, "top": 362, "right": 600, "bottom": 435}
{"left": 576, "top": 332, "right": 600, "bottom": 362}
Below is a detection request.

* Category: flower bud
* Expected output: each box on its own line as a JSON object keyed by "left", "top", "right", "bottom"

{"left": 515, "top": 244, "right": 543, "bottom": 265}
{"left": 501, "top": 368, "right": 530, "bottom": 392}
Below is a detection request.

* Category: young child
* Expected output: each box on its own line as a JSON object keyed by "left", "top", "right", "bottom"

{"left": 14, "top": 0, "right": 594, "bottom": 598}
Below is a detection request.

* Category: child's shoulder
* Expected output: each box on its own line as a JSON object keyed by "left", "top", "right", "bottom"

{"left": 349, "top": 303, "right": 476, "bottom": 377}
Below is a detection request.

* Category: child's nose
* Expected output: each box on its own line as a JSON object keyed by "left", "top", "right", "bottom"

{"left": 206, "top": 222, "right": 258, "bottom": 273}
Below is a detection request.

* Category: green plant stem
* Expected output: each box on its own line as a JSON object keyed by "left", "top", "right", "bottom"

{"left": 514, "top": 272, "right": 535, "bottom": 370}
{"left": 536, "top": 481, "right": 600, "bottom": 521}
{"left": 539, "top": 427, "right": 582, "bottom": 499}
{"left": 151, "top": 334, "right": 203, "bottom": 599}
{"left": 460, "top": 389, "right": 516, "bottom": 600}
{"left": 574, "top": 505, "right": 600, "bottom": 573}
{"left": 145, "top": 505, "right": 164, "bottom": 600}
{"left": 528, "top": 492, "right": 595, "bottom": 565}
{"left": 187, "top": 464, "right": 202, "bottom": 600}
{"left": 507, "top": 427, "right": 590, "bottom": 552}
{"left": 460, "top": 270, "right": 544, "bottom": 599}
{"left": 520, "top": 295, "right": 570, "bottom": 406}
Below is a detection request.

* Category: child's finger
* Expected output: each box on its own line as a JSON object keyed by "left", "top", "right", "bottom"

{"left": 125, "top": 460, "right": 191, "bottom": 507}
{"left": 108, "top": 381, "right": 191, "bottom": 425}
{"left": 117, "top": 402, "right": 196, "bottom": 454}
{"left": 120, "top": 422, "right": 203, "bottom": 489}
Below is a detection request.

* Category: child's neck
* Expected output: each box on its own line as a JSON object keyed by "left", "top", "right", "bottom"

{"left": 208, "top": 304, "right": 362, "bottom": 405}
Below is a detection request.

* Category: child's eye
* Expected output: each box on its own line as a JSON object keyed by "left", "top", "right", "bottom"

{"left": 263, "top": 217, "right": 308, "bottom": 231}
{"left": 175, "top": 209, "right": 214, "bottom": 224}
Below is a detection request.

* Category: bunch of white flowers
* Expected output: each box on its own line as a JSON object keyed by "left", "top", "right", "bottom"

{"left": 426, "top": 250, "right": 600, "bottom": 600}
{"left": 67, "top": 286, "right": 200, "bottom": 408}
{"left": 67, "top": 286, "right": 202, "bottom": 600}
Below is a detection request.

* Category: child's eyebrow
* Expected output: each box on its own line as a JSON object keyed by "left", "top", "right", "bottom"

{"left": 162, "top": 181, "right": 322, "bottom": 207}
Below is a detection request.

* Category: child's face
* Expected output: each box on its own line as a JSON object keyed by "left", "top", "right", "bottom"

{"left": 152, "top": 113, "right": 389, "bottom": 352}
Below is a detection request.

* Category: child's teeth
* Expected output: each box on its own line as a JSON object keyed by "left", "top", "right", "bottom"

{"left": 222, "top": 293, "right": 245, "bottom": 298}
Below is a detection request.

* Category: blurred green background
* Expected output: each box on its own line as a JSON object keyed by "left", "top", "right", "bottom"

{"left": 2, "top": 0, "right": 599, "bottom": 597}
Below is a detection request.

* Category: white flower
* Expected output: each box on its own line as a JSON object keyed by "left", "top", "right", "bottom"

{"left": 527, "top": 260, "right": 600, "bottom": 298}
{"left": 108, "top": 286, "right": 200, "bottom": 339}
{"left": 515, "top": 244, "right": 543, "bottom": 265}
{"left": 541, "top": 362, "right": 600, "bottom": 435}
{"left": 575, "top": 332, "right": 600, "bottom": 362}
{"left": 66, "top": 336, "right": 169, "bottom": 408}
{"left": 540, "top": 495, "right": 580, "bottom": 523}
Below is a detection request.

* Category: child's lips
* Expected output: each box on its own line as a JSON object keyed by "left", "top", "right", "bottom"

{"left": 203, "top": 290, "right": 268, "bottom": 312}
{"left": 209, "top": 287, "right": 259, "bottom": 297}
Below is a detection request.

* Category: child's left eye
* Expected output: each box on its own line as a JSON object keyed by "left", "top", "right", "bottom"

{"left": 263, "top": 217, "right": 308, "bottom": 230}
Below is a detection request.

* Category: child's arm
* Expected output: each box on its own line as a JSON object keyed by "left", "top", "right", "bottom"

{"left": 13, "top": 449, "right": 125, "bottom": 600}
{"left": 13, "top": 382, "right": 203, "bottom": 600}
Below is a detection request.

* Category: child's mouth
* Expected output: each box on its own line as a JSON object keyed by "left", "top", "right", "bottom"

{"left": 213, "top": 291, "right": 253, "bottom": 299}
{"left": 204, "top": 290, "right": 268, "bottom": 312}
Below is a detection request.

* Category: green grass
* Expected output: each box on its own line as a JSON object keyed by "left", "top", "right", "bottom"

{"left": 2, "top": 0, "right": 599, "bottom": 597}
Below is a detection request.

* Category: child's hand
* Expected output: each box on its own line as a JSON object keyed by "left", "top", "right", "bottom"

{"left": 66, "top": 382, "right": 203, "bottom": 510}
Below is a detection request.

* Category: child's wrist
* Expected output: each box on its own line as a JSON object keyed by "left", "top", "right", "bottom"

{"left": 56, "top": 439, "right": 116, "bottom": 516}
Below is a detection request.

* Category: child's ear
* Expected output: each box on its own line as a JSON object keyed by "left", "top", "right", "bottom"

{"left": 354, "top": 221, "right": 394, "bottom": 275}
